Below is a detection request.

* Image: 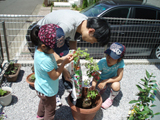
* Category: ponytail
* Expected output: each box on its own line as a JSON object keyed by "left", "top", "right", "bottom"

{"left": 30, "top": 25, "right": 40, "bottom": 46}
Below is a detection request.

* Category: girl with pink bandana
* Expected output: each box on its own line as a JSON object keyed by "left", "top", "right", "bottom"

{"left": 31, "top": 24, "right": 73, "bottom": 120}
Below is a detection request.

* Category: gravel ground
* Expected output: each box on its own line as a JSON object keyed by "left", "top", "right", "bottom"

{"left": 1, "top": 63, "right": 160, "bottom": 120}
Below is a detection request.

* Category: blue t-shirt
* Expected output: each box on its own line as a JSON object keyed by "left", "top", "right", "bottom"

{"left": 98, "top": 57, "right": 125, "bottom": 80}
{"left": 34, "top": 48, "right": 59, "bottom": 97}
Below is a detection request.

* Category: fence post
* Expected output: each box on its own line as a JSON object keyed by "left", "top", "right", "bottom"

{"left": 2, "top": 21, "right": 10, "bottom": 62}
{"left": 0, "top": 32, "right": 4, "bottom": 68}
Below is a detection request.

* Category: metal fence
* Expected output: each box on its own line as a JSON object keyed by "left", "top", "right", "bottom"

{"left": 0, "top": 15, "right": 44, "bottom": 63}
{"left": 0, "top": 14, "right": 160, "bottom": 64}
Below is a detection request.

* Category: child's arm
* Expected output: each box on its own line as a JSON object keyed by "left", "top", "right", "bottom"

{"left": 53, "top": 52, "right": 72, "bottom": 65}
{"left": 53, "top": 52, "right": 73, "bottom": 82}
{"left": 48, "top": 54, "right": 73, "bottom": 80}
{"left": 98, "top": 68, "right": 124, "bottom": 89}
{"left": 92, "top": 78, "right": 98, "bottom": 89}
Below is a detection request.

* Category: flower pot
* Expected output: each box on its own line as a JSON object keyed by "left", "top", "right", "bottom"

{"left": 0, "top": 87, "right": 12, "bottom": 106}
{"left": 4, "top": 63, "right": 21, "bottom": 82}
{"left": 67, "top": 91, "right": 102, "bottom": 120}
{"left": 26, "top": 73, "right": 35, "bottom": 88}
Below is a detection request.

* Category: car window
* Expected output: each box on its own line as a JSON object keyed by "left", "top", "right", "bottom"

{"left": 102, "top": 7, "right": 130, "bottom": 18}
{"left": 80, "top": 4, "right": 109, "bottom": 17}
{"left": 134, "top": 8, "right": 156, "bottom": 19}
{"left": 102, "top": 7, "right": 130, "bottom": 25}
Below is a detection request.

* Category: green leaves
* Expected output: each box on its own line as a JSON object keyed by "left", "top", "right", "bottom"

{"left": 129, "top": 100, "right": 139, "bottom": 104}
{"left": 146, "top": 70, "right": 150, "bottom": 79}
{"left": 0, "top": 89, "right": 7, "bottom": 96}
{"left": 73, "top": 48, "right": 100, "bottom": 86}
{"left": 30, "top": 74, "right": 36, "bottom": 80}
{"left": 127, "top": 70, "right": 159, "bottom": 120}
{"left": 87, "top": 90, "right": 98, "bottom": 99}
{"left": 136, "top": 85, "right": 145, "bottom": 92}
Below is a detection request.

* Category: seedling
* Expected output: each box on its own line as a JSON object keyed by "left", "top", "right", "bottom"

{"left": 0, "top": 89, "right": 7, "bottom": 96}
{"left": 87, "top": 90, "right": 98, "bottom": 99}
{"left": 29, "top": 74, "right": 36, "bottom": 82}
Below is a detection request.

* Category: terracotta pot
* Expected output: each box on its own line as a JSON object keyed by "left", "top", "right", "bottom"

{"left": 68, "top": 91, "right": 102, "bottom": 120}
{"left": 0, "top": 87, "right": 12, "bottom": 106}
{"left": 26, "top": 73, "right": 35, "bottom": 88}
{"left": 4, "top": 63, "right": 21, "bottom": 82}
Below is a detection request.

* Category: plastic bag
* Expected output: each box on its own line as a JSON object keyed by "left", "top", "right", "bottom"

{"left": 65, "top": 50, "right": 83, "bottom": 105}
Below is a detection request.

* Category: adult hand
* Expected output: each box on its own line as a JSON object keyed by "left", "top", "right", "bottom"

{"left": 63, "top": 68, "right": 72, "bottom": 82}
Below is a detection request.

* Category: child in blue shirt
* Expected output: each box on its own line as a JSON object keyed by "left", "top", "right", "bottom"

{"left": 31, "top": 24, "right": 73, "bottom": 120}
{"left": 92, "top": 42, "right": 126, "bottom": 109}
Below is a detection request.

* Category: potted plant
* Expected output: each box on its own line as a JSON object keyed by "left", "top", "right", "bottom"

{"left": 67, "top": 48, "right": 102, "bottom": 120}
{"left": 4, "top": 62, "right": 21, "bottom": 82}
{"left": 0, "top": 86, "right": 12, "bottom": 106}
{"left": 127, "top": 70, "right": 160, "bottom": 120}
{"left": 26, "top": 73, "right": 35, "bottom": 88}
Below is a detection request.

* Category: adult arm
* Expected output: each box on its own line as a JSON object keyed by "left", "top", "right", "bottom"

{"left": 69, "top": 41, "right": 77, "bottom": 50}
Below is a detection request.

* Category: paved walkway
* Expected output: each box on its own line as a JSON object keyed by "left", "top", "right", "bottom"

{"left": 1, "top": 64, "right": 160, "bottom": 120}
{"left": 1, "top": 3, "right": 160, "bottom": 120}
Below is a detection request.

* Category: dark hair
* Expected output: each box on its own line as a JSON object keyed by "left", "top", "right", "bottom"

{"left": 87, "top": 17, "right": 111, "bottom": 47}
{"left": 30, "top": 25, "right": 51, "bottom": 52}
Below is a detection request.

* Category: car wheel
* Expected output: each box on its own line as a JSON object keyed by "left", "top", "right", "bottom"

{"left": 152, "top": 45, "right": 160, "bottom": 59}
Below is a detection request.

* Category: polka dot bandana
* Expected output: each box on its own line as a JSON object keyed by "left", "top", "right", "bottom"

{"left": 38, "top": 24, "right": 65, "bottom": 49}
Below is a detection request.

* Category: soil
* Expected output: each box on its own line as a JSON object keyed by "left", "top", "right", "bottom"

{"left": 0, "top": 91, "right": 11, "bottom": 97}
{"left": 73, "top": 87, "right": 100, "bottom": 109}
{"left": 28, "top": 77, "right": 35, "bottom": 82}
{"left": 5, "top": 64, "right": 19, "bottom": 75}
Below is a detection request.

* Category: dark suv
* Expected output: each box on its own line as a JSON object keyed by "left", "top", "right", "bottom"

{"left": 79, "top": 0, "right": 160, "bottom": 59}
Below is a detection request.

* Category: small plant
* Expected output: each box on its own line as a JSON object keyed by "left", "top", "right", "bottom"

{"left": 0, "top": 89, "right": 7, "bottom": 96}
{"left": 127, "top": 70, "right": 160, "bottom": 120}
{"left": 29, "top": 74, "right": 36, "bottom": 82}
{"left": 5, "top": 62, "right": 18, "bottom": 75}
{"left": 87, "top": 90, "right": 98, "bottom": 99}
{"left": 72, "top": 3, "right": 77, "bottom": 9}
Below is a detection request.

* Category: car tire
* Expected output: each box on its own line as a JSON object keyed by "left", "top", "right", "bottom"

{"left": 151, "top": 45, "right": 160, "bottom": 59}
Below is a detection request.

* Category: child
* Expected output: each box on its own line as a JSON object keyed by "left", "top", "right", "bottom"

{"left": 31, "top": 24, "right": 73, "bottom": 120}
{"left": 92, "top": 42, "right": 126, "bottom": 109}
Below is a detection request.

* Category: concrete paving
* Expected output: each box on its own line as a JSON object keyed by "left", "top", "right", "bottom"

{"left": 1, "top": 1, "right": 160, "bottom": 120}
{"left": 1, "top": 64, "right": 160, "bottom": 120}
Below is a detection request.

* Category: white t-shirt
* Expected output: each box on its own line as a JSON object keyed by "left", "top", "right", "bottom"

{"left": 37, "top": 10, "right": 88, "bottom": 41}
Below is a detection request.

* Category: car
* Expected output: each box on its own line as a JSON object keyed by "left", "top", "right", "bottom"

{"left": 78, "top": 0, "right": 160, "bottom": 59}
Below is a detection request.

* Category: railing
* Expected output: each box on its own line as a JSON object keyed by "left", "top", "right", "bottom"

{"left": 0, "top": 14, "right": 160, "bottom": 64}
{"left": 0, "top": 15, "right": 44, "bottom": 63}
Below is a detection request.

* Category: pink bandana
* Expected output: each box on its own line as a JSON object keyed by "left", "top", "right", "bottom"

{"left": 38, "top": 24, "right": 65, "bottom": 49}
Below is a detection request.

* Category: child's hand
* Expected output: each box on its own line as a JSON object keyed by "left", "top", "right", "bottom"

{"left": 64, "top": 54, "right": 73, "bottom": 64}
{"left": 90, "top": 86, "right": 96, "bottom": 90}
{"left": 98, "top": 82, "right": 106, "bottom": 90}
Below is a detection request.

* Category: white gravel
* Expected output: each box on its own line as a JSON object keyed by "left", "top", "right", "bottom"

{"left": 1, "top": 63, "right": 160, "bottom": 120}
